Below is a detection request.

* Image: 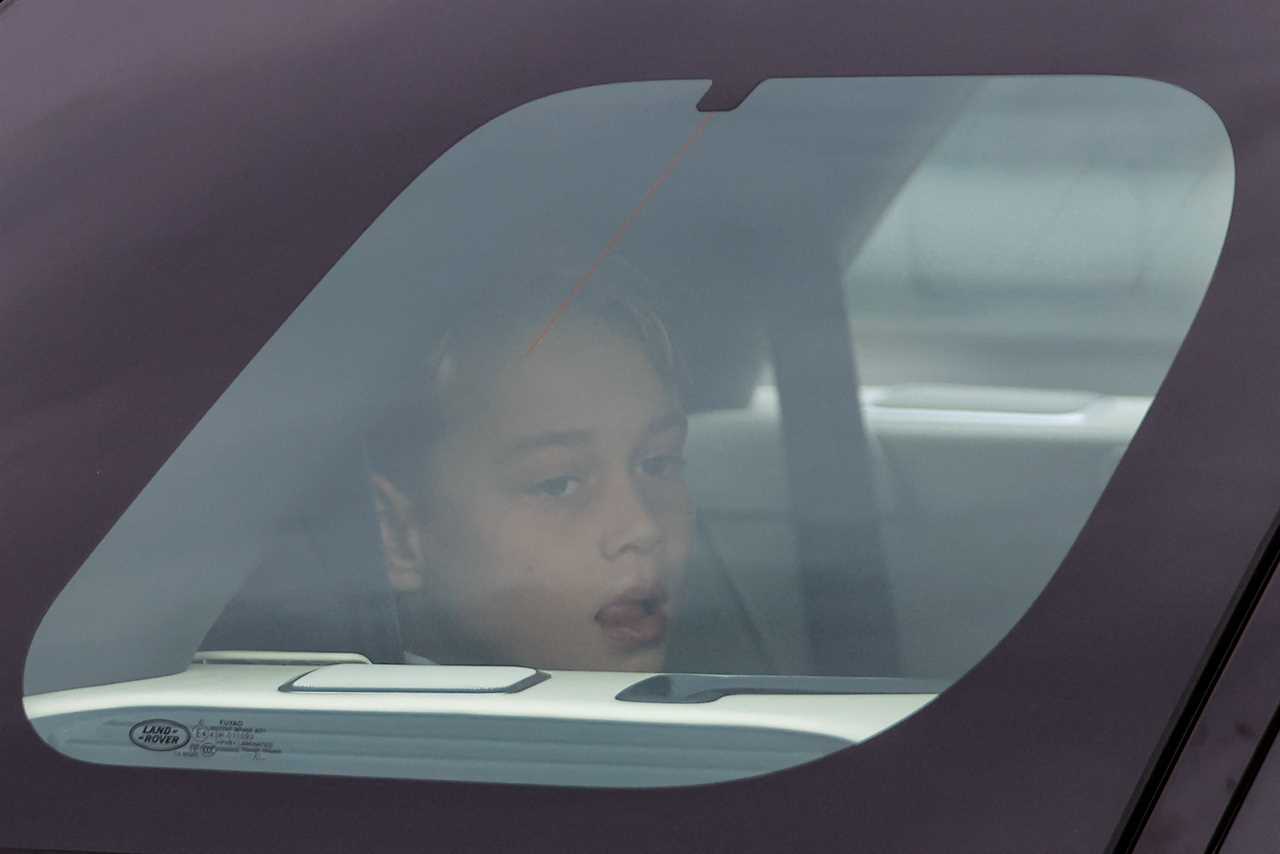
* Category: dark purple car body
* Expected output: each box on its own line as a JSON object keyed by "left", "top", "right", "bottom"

{"left": 3, "top": 1, "right": 1280, "bottom": 851}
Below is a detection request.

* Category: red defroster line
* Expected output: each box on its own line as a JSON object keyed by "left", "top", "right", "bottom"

{"left": 525, "top": 112, "right": 716, "bottom": 356}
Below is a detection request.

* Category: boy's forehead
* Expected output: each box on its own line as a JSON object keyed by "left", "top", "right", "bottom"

{"left": 481, "top": 319, "right": 677, "bottom": 438}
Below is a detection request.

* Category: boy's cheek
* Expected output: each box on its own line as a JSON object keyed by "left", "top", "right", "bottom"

{"left": 492, "top": 594, "right": 608, "bottom": 669}
{"left": 662, "top": 507, "right": 695, "bottom": 564}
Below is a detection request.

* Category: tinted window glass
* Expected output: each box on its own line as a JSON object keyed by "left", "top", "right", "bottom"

{"left": 24, "top": 77, "right": 1231, "bottom": 787}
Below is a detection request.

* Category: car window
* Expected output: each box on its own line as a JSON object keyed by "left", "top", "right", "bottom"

{"left": 22, "top": 75, "right": 1232, "bottom": 788}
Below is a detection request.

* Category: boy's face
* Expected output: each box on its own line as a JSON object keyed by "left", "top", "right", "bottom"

{"left": 376, "top": 316, "right": 693, "bottom": 671}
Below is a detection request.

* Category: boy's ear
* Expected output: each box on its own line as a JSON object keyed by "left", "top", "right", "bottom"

{"left": 369, "top": 474, "right": 427, "bottom": 592}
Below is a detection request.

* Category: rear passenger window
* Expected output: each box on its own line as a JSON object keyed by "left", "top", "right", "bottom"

{"left": 24, "top": 76, "right": 1232, "bottom": 787}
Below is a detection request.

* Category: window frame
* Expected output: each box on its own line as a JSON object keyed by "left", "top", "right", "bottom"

{"left": 3, "top": 0, "right": 1279, "bottom": 851}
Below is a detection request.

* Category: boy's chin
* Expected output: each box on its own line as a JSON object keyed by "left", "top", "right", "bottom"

{"left": 602, "top": 646, "right": 666, "bottom": 674}
{"left": 531, "top": 647, "right": 665, "bottom": 673}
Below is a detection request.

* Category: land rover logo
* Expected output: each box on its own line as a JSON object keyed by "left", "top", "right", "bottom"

{"left": 128, "top": 719, "right": 190, "bottom": 751}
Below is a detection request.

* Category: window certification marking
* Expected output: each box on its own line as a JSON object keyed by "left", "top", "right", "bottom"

{"left": 174, "top": 717, "right": 280, "bottom": 760}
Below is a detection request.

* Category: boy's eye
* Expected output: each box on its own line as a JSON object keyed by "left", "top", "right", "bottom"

{"left": 532, "top": 476, "right": 581, "bottom": 498}
{"left": 639, "top": 454, "right": 686, "bottom": 480}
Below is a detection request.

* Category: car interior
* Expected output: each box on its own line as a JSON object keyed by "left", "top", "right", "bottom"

{"left": 196, "top": 75, "right": 1229, "bottom": 681}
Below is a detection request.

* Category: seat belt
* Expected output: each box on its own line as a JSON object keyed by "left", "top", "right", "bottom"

{"left": 763, "top": 261, "right": 898, "bottom": 677}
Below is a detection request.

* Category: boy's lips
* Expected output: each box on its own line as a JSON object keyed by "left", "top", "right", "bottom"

{"left": 595, "top": 588, "right": 669, "bottom": 648}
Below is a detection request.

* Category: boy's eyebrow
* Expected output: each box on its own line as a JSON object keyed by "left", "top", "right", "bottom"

{"left": 497, "top": 429, "right": 593, "bottom": 463}
{"left": 498, "top": 413, "right": 686, "bottom": 463}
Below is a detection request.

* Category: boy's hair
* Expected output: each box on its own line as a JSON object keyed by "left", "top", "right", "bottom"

{"left": 365, "top": 266, "right": 685, "bottom": 500}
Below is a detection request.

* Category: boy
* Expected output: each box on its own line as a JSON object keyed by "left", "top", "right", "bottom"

{"left": 366, "top": 271, "right": 693, "bottom": 672}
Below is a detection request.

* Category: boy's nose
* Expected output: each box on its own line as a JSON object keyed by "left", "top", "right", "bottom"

{"left": 600, "top": 476, "right": 663, "bottom": 560}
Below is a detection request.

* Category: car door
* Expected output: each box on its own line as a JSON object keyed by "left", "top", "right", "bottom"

{"left": 3, "top": 1, "right": 1279, "bottom": 852}
{"left": 1132, "top": 537, "right": 1280, "bottom": 852}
